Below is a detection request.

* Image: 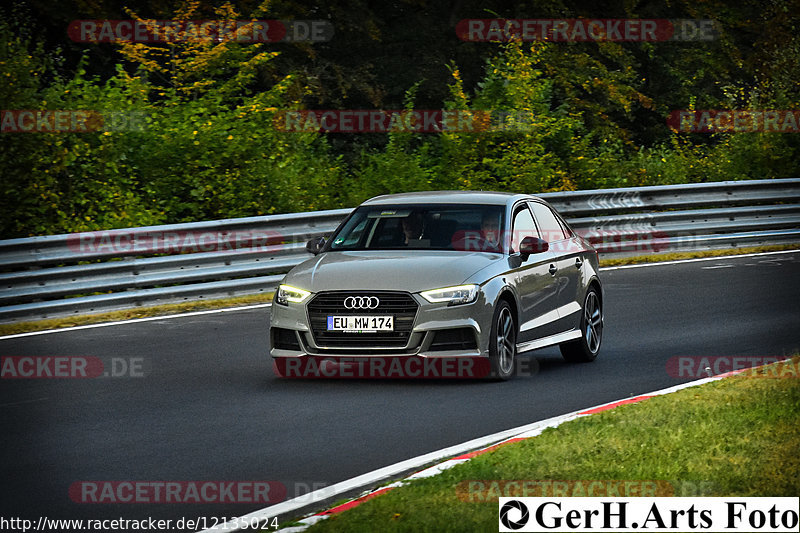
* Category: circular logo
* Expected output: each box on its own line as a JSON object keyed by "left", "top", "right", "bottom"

{"left": 500, "top": 500, "right": 530, "bottom": 530}
{"left": 343, "top": 296, "right": 380, "bottom": 310}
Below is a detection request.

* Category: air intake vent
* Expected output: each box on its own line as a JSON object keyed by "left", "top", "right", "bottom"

{"left": 429, "top": 328, "right": 477, "bottom": 351}
{"left": 271, "top": 327, "right": 301, "bottom": 350}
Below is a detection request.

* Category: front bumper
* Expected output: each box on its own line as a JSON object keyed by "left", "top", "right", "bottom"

{"left": 269, "top": 290, "right": 492, "bottom": 359}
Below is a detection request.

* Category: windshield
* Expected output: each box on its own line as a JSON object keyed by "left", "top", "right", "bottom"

{"left": 328, "top": 204, "right": 506, "bottom": 252}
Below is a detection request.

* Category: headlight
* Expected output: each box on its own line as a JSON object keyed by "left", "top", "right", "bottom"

{"left": 276, "top": 284, "right": 311, "bottom": 306}
{"left": 420, "top": 284, "right": 478, "bottom": 306}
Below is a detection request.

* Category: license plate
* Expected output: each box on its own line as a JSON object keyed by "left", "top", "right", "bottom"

{"left": 327, "top": 315, "right": 394, "bottom": 332}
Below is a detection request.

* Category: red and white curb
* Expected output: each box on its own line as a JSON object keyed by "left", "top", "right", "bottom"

{"left": 201, "top": 367, "right": 754, "bottom": 533}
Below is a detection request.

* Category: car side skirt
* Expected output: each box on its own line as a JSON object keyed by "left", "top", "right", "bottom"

{"left": 516, "top": 329, "right": 581, "bottom": 353}
{"left": 519, "top": 301, "right": 582, "bottom": 332}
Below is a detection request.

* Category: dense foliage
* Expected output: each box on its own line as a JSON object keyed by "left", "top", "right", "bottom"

{"left": 2, "top": 0, "right": 798, "bottom": 237}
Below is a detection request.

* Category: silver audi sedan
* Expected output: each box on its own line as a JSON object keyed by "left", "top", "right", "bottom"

{"left": 270, "top": 191, "right": 603, "bottom": 380}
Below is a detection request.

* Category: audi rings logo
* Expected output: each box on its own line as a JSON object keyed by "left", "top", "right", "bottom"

{"left": 343, "top": 296, "right": 380, "bottom": 310}
{"left": 500, "top": 500, "right": 530, "bottom": 530}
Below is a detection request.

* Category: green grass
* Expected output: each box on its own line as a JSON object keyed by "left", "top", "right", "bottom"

{"left": 299, "top": 357, "right": 800, "bottom": 532}
{"left": 598, "top": 244, "right": 799, "bottom": 267}
{"left": 0, "top": 293, "right": 273, "bottom": 336}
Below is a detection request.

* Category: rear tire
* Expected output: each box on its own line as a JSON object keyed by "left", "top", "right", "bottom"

{"left": 489, "top": 300, "right": 517, "bottom": 380}
{"left": 560, "top": 287, "right": 602, "bottom": 363}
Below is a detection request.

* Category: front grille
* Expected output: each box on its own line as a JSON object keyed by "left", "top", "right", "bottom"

{"left": 307, "top": 291, "right": 418, "bottom": 348}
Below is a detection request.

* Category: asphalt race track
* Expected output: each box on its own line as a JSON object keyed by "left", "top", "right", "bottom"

{"left": 1, "top": 251, "right": 798, "bottom": 529}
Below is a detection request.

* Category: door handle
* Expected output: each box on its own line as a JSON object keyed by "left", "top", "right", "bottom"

{"left": 549, "top": 264, "right": 557, "bottom": 276}
{"left": 575, "top": 257, "right": 583, "bottom": 269}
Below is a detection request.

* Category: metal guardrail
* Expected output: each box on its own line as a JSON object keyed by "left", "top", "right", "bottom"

{"left": 1, "top": 179, "right": 799, "bottom": 323}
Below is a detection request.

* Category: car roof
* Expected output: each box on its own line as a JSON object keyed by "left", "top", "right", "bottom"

{"left": 361, "top": 190, "right": 543, "bottom": 206}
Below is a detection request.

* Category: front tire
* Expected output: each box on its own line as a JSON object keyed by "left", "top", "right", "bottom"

{"left": 489, "top": 300, "right": 517, "bottom": 380}
{"left": 560, "top": 287, "right": 602, "bottom": 363}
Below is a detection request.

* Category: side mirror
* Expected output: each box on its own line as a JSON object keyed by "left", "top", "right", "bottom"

{"left": 519, "top": 236, "right": 548, "bottom": 260}
{"left": 306, "top": 236, "right": 326, "bottom": 255}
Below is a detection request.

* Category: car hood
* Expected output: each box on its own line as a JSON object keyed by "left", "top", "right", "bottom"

{"left": 284, "top": 250, "right": 503, "bottom": 293}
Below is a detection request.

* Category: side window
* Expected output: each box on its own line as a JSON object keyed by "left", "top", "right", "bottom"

{"left": 556, "top": 212, "right": 574, "bottom": 238}
{"left": 511, "top": 205, "right": 538, "bottom": 252}
{"left": 529, "top": 202, "right": 567, "bottom": 243}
